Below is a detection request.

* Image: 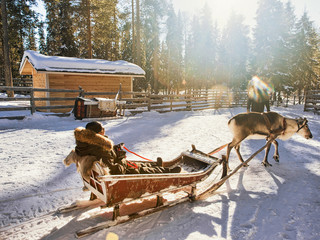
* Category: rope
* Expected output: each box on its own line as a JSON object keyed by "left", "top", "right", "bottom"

{"left": 209, "top": 143, "right": 228, "bottom": 155}
{"left": 123, "top": 145, "right": 154, "bottom": 162}
{"left": 126, "top": 160, "right": 138, "bottom": 169}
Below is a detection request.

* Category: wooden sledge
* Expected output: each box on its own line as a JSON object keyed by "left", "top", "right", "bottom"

{"left": 61, "top": 145, "right": 227, "bottom": 237}
{"left": 63, "top": 139, "right": 274, "bottom": 238}
{"left": 83, "top": 145, "right": 226, "bottom": 208}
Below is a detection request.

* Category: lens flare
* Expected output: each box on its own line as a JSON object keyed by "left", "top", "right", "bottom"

{"left": 248, "top": 76, "right": 272, "bottom": 102}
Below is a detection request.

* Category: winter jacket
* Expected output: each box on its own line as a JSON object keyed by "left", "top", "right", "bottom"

{"left": 247, "top": 98, "right": 270, "bottom": 113}
{"left": 74, "top": 127, "right": 125, "bottom": 174}
{"left": 74, "top": 127, "right": 173, "bottom": 175}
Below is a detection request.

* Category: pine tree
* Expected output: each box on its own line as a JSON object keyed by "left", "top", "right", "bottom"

{"left": 185, "top": 3, "right": 218, "bottom": 90}
{"left": 277, "top": 1, "right": 297, "bottom": 95}
{"left": 91, "top": 0, "right": 120, "bottom": 60}
{"left": 198, "top": 3, "right": 217, "bottom": 89}
{"left": 165, "top": 3, "right": 183, "bottom": 93}
{"left": 1, "top": 0, "right": 39, "bottom": 78}
{"left": 45, "top": 0, "right": 62, "bottom": 55}
{"left": 59, "top": 0, "right": 78, "bottom": 57}
{"left": 159, "top": 42, "right": 169, "bottom": 93}
{"left": 252, "top": 0, "right": 290, "bottom": 97}
{"left": 292, "top": 12, "right": 320, "bottom": 95}
{"left": 185, "top": 15, "right": 201, "bottom": 89}
{"left": 118, "top": 1, "right": 133, "bottom": 62}
{"left": 45, "top": 0, "right": 78, "bottom": 57}
{"left": 1, "top": 0, "right": 13, "bottom": 96}
{"left": 218, "top": 12, "right": 250, "bottom": 89}
{"left": 38, "top": 21, "right": 47, "bottom": 54}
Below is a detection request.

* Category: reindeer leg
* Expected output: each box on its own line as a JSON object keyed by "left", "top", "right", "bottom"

{"left": 262, "top": 140, "right": 272, "bottom": 167}
{"left": 225, "top": 142, "right": 234, "bottom": 173}
{"left": 272, "top": 140, "right": 279, "bottom": 162}
{"left": 234, "top": 144, "right": 248, "bottom": 167}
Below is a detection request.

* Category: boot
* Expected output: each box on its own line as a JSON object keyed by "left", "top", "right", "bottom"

{"left": 170, "top": 166, "right": 181, "bottom": 173}
{"left": 157, "top": 157, "right": 163, "bottom": 167}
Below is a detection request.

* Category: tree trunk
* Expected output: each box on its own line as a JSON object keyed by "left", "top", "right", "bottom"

{"left": 1, "top": 0, "right": 14, "bottom": 97}
{"left": 86, "top": 0, "right": 92, "bottom": 58}
{"left": 136, "top": 0, "right": 141, "bottom": 66}
{"left": 131, "top": 0, "right": 135, "bottom": 62}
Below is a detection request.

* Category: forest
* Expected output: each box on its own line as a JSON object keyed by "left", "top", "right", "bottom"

{"left": 1, "top": 0, "right": 319, "bottom": 97}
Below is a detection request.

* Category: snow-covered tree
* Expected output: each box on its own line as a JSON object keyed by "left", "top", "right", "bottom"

{"left": 292, "top": 11, "right": 320, "bottom": 95}
{"left": 218, "top": 11, "right": 250, "bottom": 89}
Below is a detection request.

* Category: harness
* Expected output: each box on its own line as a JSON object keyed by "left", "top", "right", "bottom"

{"left": 261, "top": 113, "right": 287, "bottom": 137}
{"left": 296, "top": 118, "right": 308, "bottom": 132}
{"left": 261, "top": 113, "right": 308, "bottom": 137}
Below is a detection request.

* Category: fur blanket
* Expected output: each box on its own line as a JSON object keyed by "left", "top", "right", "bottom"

{"left": 63, "top": 150, "right": 109, "bottom": 182}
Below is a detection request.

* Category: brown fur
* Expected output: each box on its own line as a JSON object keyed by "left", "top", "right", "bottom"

{"left": 74, "top": 127, "right": 113, "bottom": 151}
{"left": 63, "top": 150, "right": 99, "bottom": 181}
{"left": 63, "top": 150, "right": 109, "bottom": 182}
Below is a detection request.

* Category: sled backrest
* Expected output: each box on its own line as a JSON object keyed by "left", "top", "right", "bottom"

{"left": 84, "top": 162, "right": 109, "bottom": 203}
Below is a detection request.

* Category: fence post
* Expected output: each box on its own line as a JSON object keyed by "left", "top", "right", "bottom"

{"left": 186, "top": 89, "right": 191, "bottom": 111}
{"left": 30, "top": 88, "right": 35, "bottom": 114}
{"left": 119, "top": 83, "right": 122, "bottom": 100}
{"left": 147, "top": 84, "right": 151, "bottom": 111}
{"left": 78, "top": 86, "right": 85, "bottom": 97}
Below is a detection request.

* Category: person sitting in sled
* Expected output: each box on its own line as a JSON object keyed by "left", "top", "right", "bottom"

{"left": 74, "top": 121, "right": 181, "bottom": 175}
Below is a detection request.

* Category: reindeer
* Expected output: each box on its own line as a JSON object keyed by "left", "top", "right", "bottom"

{"left": 226, "top": 111, "right": 313, "bottom": 171}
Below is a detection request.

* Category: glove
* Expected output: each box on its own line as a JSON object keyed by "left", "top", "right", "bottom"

{"left": 109, "top": 163, "right": 125, "bottom": 175}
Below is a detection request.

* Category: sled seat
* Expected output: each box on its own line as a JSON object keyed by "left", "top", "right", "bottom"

{"left": 83, "top": 149, "right": 223, "bottom": 207}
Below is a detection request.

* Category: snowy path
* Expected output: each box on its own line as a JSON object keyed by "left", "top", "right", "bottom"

{"left": 0, "top": 106, "right": 319, "bottom": 240}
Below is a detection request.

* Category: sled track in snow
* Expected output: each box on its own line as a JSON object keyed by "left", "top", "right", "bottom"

{"left": 0, "top": 187, "right": 81, "bottom": 204}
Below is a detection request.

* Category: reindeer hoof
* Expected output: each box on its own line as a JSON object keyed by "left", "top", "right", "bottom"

{"left": 262, "top": 162, "right": 272, "bottom": 167}
{"left": 273, "top": 156, "right": 279, "bottom": 162}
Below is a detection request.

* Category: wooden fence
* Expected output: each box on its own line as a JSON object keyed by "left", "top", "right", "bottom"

{"left": 304, "top": 90, "right": 320, "bottom": 114}
{"left": 0, "top": 86, "right": 249, "bottom": 120}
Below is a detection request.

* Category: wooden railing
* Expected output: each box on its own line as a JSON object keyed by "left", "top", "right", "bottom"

{"left": 304, "top": 90, "right": 320, "bottom": 114}
{"left": 0, "top": 86, "right": 248, "bottom": 120}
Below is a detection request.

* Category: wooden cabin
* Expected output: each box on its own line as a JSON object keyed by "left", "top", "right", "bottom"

{"left": 19, "top": 50, "right": 145, "bottom": 113}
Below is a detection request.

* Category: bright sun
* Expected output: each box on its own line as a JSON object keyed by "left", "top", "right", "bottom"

{"left": 172, "top": 0, "right": 257, "bottom": 28}
{"left": 173, "top": 0, "right": 320, "bottom": 29}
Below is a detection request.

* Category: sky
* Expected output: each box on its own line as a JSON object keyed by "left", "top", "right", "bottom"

{"left": 172, "top": 0, "right": 320, "bottom": 28}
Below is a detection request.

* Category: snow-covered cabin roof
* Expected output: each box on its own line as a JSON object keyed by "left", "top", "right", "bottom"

{"left": 19, "top": 50, "right": 145, "bottom": 76}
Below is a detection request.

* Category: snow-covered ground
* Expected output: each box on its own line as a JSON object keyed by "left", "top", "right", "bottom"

{"left": 0, "top": 105, "right": 319, "bottom": 240}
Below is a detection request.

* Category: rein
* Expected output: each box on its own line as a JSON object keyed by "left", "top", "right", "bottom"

{"left": 123, "top": 146, "right": 154, "bottom": 162}
{"left": 122, "top": 145, "right": 154, "bottom": 169}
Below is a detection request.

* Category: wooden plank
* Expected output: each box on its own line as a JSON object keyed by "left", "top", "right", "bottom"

{"left": 33, "top": 88, "right": 81, "bottom": 93}
{"left": 0, "top": 116, "right": 26, "bottom": 120}
{"left": 34, "top": 97, "right": 77, "bottom": 101}
{"left": 0, "top": 97, "right": 30, "bottom": 101}
{"left": 0, "top": 106, "right": 31, "bottom": 111}
{"left": 0, "top": 86, "right": 32, "bottom": 91}
{"left": 35, "top": 105, "right": 74, "bottom": 110}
